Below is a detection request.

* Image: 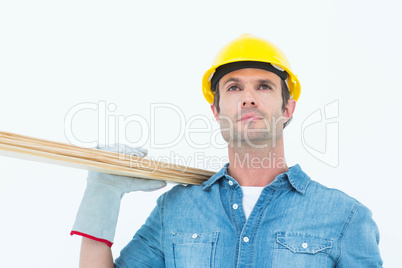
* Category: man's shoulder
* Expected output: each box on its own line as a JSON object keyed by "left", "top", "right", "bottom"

{"left": 306, "top": 178, "right": 366, "bottom": 212}
{"left": 169, "top": 183, "right": 204, "bottom": 194}
{"left": 161, "top": 167, "right": 225, "bottom": 201}
{"left": 159, "top": 182, "right": 211, "bottom": 204}
{"left": 288, "top": 164, "right": 363, "bottom": 209}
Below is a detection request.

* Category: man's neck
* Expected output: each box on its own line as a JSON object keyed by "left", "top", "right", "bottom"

{"left": 227, "top": 138, "right": 288, "bottom": 186}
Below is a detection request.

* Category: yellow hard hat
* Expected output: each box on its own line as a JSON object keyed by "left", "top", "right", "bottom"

{"left": 202, "top": 34, "right": 301, "bottom": 104}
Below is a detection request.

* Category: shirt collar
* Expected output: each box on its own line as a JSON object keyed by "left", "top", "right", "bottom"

{"left": 201, "top": 163, "right": 310, "bottom": 194}
{"left": 283, "top": 164, "right": 311, "bottom": 194}
{"left": 201, "top": 163, "right": 230, "bottom": 190}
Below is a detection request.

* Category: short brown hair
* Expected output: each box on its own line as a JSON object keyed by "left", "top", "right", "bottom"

{"left": 212, "top": 79, "right": 292, "bottom": 128}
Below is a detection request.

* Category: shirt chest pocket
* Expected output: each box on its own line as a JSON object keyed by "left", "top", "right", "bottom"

{"left": 172, "top": 231, "right": 219, "bottom": 268}
{"left": 272, "top": 232, "right": 333, "bottom": 268}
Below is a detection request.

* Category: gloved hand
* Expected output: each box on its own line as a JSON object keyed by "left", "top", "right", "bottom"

{"left": 71, "top": 144, "right": 166, "bottom": 247}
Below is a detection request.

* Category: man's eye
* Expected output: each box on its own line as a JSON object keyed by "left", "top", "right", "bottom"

{"left": 259, "top": 84, "right": 272, "bottom": 90}
{"left": 227, "top": 85, "right": 240, "bottom": 91}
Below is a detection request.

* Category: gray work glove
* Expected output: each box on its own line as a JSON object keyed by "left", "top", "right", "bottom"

{"left": 71, "top": 144, "right": 166, "bottom": 246}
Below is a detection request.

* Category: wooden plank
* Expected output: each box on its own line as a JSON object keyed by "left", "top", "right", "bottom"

{"left": 0, "top": 131, "right": 215, "bottom": 185}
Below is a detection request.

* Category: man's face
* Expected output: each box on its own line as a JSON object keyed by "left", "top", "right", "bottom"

{"left": 211, "top": 68, "right": 294, "bottom": 148}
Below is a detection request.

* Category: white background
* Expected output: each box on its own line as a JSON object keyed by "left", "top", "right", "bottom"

{"left": 1, "top": 0, "right": 401, "bottom": 267}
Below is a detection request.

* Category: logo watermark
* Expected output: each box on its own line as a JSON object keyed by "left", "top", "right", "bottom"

{"left": 301, "top": 100, "right": 339, "bottom": 167}
{"left": 64, "top": 100, "right": 339, "bottom": 169}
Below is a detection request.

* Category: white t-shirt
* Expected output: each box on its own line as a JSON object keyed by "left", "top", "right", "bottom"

{"left": 240, "top": 186, "right": 264, "bottom": 220}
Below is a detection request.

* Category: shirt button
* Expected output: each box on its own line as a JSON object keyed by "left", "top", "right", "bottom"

{"left": 232, "top": 204, "right": 238, "bottom": 210}
{"left": 192, "top": 234, "right": 198, "bottom": 239}
{"left": 228, "top": 180, "right": 234, "bottom": 186}
{"left": 243, "top": 237, "right": 249, "bottom": 243}
{"left": 302, "top": 243, "right": 308, "bottom": 248}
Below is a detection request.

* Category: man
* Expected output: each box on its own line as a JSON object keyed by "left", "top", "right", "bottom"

{"left": 72, "top": 34, "right": 383, "bottom": 267}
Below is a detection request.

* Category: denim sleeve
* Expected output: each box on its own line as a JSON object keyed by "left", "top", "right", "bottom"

{"left": 114, "top": 194, "right": 165, "bottom": 267}
{"left": 336, "top": 203, "right": 383, "bottom": 267}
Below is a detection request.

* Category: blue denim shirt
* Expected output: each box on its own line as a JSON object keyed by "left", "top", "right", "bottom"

{"left": 115, "top": 164, "right": 382, "bottom": 267}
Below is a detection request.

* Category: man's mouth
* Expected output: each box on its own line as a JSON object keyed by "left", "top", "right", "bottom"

{"left": 239, "top": 113, "right": 264, "bottom": 122}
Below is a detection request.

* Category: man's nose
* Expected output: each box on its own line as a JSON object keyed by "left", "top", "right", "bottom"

{"left": 241, "top": 90, "right": 258, "bottom": 108}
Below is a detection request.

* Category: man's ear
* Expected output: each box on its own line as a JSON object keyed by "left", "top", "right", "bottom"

{"left": 283, "top": 99, "right": 296, "bottom": 123}
{"left": 210, "top": 103, "right": 219, "bottom": 122}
